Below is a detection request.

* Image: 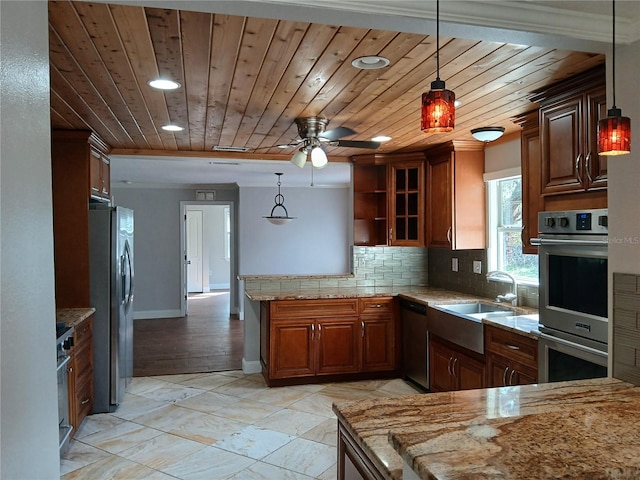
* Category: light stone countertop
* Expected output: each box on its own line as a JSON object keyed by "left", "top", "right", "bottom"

{"left": 56, "top": 307, "right": 95, "bottom": 328}
{"left": 333, "top": 378, "right": 640, "bottom": 480}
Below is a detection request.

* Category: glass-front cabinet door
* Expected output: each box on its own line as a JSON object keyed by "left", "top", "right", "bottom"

{"left": 388, "top": 157, "right": 424, "bottom": 246}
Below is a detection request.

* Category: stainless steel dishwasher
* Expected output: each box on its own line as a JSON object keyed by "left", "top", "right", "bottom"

{"left": 401, "top": 300, "right": 429, "bottom": 390}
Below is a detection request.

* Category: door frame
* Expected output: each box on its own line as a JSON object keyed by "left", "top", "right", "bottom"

{"left": 179, "top": 201, "right": 236, "bottom": 317}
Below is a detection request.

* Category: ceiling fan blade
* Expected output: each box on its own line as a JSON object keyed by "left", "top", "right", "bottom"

{"left": 332, "top": 139, "right": 381, "bottom": 149}
{"left": 319, "top": 126, "right": 357, "bottom": 141}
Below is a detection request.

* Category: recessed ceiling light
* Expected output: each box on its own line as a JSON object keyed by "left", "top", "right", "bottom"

{"left": 162, "top": 124, "right": 183, "bottom": 131}
{"left": 351, "top": 56, "right": 390, "bottom": 70}
{"left": 148, "top": 79, "right": 181, "bottom": 90}
{"left": 454, "top": 100, "right": 462, "bottom": 108}
{"left": 372, "top": 135, "right": 392, "bottom": 142}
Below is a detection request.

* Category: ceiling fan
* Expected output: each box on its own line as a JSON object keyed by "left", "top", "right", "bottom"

{"left": 278, "top": 117, "right": 381, "bottom": 168}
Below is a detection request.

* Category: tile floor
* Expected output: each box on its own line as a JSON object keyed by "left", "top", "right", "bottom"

{"left": 61, "top": 371, "right": 420, "bottom": 479}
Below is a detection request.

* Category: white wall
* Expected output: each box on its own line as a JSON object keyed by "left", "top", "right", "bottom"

{"left": 484, "top": 133, "right": 521, "bottom": 173}
{"left": 239, "top": 186, "right": 351, "bottom": 275}
{"left": 0, "top": 1, "right": 61, "bottom": 478}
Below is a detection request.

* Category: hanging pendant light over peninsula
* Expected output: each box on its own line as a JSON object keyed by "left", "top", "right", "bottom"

{"left": 421, "top": 0, "right": 455, "bottom": 133}
{"left": 263, "top": 173, "right": 296, "bottom": 225}
{"left": 597, "top": 0, "right": 631, "bottom": 156}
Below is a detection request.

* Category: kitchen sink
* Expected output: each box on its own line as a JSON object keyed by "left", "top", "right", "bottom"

{"left": 428, "top": 302, "right": 516, "bottom": 355}
{"left": 436, "top": 302, "right": 514, "bottom": 315}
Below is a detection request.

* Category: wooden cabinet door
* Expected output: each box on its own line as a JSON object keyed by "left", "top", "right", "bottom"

{"left": 540, "top": 95, "right": 584, "bottom": 195}
{"left": 316, "top": 318, "right": 360, "bottom": 375}
{"left": 101, "top": 155, "right": 110, "bottom": 198}
{"left": 270, "top": 320, "right": 315, "bottom": 378}
{"left": 89, "top": 147, "right": 103, "bottom": 199}
{"left": 361, "top": 316, "right": 394, "bottom": 372}
{"left": 584, "top": 86, "right": 608, "bottom": 190}
{"left": 520, "top": 117, "right": 542, "bottom": 255}
{"left": 487, "top": 353, "right": 511, "bottom": 387}
{"left": 455, "top": 351, "right": 485, "bottom": 391}
{"left": 429, "top": 338, "right": 454, "bottom": 392}
{"left": 426, "top": 154, "right": 452, "bottom": 248}
{"left": 388, "top": 160, "right": 424, "bottom": 246}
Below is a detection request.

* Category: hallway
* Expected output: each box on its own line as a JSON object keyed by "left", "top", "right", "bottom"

{"left": 134, "top": 291, "right": 243, "bottom": 376}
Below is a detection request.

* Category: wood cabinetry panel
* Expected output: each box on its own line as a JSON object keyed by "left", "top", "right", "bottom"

{"left": 270, "top": 320, "right": 315, "bottom": 378}
{"left": 317, "top": 318, "right": 360, "bottom": 375}
{"left": 271, "top": 299, "right": 358, "bottom": 318}
{"left": 359, "top": 297, "right": 394, "bottom": 315}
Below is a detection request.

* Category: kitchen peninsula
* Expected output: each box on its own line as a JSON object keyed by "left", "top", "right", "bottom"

{"left": 334, "top": 377, "right": 640, "bottom": 480}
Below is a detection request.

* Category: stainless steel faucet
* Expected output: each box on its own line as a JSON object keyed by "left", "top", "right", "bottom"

{"left": 486, "top": 270, "right": 518, "bottom": 306}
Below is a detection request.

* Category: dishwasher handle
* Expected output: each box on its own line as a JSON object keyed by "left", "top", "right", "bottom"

{"left": 401, "top": 300, "right": 427, "bottom": 315}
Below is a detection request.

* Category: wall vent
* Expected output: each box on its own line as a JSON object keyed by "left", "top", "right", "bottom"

{"left": 195, "top": 190, "right": 216, "bottom": 201}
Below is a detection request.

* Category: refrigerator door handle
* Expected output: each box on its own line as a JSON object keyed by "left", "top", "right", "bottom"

{"left": 122, "top": 239, "right": 134, "bottom": 313}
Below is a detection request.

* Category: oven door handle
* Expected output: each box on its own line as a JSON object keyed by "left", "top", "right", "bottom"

{"left": 530, "top": 237, "right": 608, "bottom": 247}
{"left": 57, "top": 354, "right": 72, "bottom": 372}
{"left": 539, "top": 331, "right": 608, "bottom": 358}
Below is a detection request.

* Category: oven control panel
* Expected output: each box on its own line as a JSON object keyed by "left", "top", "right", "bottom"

{"left": 538, "top": 208, "right": 608, "bottom": 235}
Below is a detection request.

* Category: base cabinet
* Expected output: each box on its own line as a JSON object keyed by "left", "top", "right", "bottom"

{"left": 262, "top": 298, "right": 398, "bottom": 385}
{"left": 429, "top": 336, "right": 485, "bottom": 393}
{"left": 484, "top": 324, "right": 538, "bottom": 387}
{"left": 338, "top": 421, "right": 386, "bottom": 480}
{"left": 67, "top": 315, "right": 94, "bottom": 435}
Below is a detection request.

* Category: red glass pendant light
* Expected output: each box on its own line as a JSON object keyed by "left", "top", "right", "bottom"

{"left": 421, "top": 0, "right": 455, "bottom": 133}
{"left": 597, "top": 0, "right": 631, "bottom": 156}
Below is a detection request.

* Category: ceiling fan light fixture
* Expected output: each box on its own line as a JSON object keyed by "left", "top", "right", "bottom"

{"left": 421, "top": 0, "right": 455, "bottom": 134}
{"left": 291, "top": 149, "right": 308, "bottom": 168}
{"left": 351, "top": 56, "right": 390, "bottom": 70}
{"left": 372, "top": 135, "right": 392, "bottom": 142}
{"left": 148, "top": 78, "right": 181, "bottom": 90}
{"left": 597, "top": 0, "right": 631, "bottom": 156}
{"left": 263, "top": 173, "right": 296, "bottom": 225}
{"left": 310, "top": 147, "right": 328, "bottom": 168}
{"left": 471, "top": 126, "right": 505, "bottom": 142}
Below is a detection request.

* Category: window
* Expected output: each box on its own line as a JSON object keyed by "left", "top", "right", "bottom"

{"left": 487, "top": 175, "right": 538, "bottom": 283}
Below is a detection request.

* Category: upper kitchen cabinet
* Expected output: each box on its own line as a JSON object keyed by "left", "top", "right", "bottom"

{"left": 531, "top": 65, "right": 608, "bottom": 197}
{"left": 352, "top": 152, "right": 425, "bottom": 247}
{"left": 425, "top": 141, "right": 486, "bottom": 250}
{"left": 352, "top": 154, "right": 388, "bottom": 246}
{"left": 51, "top": 130, "right": 111, "bottom": 307}
{"left": 388, "top": 153, "right": 425, "bottom": 246}
{"left": 516, "top": 111, "right": 544, "bottom": 255}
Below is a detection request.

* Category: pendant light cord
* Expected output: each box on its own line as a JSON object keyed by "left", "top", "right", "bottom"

{"left": 612, "top": 0, "right": 616, "bottom": 107}
{"left": 436, "top": 0, "right": 440, "bottom": 81}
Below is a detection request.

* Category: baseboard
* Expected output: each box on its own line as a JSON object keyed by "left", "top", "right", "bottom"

{"left": 134, "top": 309, "right": 182, "bottom": 320}
{"left": 242, "top": 359, "right": 261, "bottom": 375}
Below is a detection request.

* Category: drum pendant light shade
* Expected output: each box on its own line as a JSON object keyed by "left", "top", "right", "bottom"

{"left": 598, "top": 110, "right": 631, "bottom": 155}
{"left": 421, "top": 0, "right": 455, "bottom": 133}
{"left": 597, "top": 0, "right": 631, "bottom": 156}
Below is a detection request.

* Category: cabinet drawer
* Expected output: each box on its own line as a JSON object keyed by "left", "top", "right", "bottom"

{"left": 74, "top": 316, "right": 93, "bottom": 347}
{"left": 359, "top": 297, "right": 394, "bottom": 314}
{"left": 485, "top": 325, "right": 537, "bottom": 368}
{"left": 74, "top": 376, "right": 93, "bottom": 423}
{"left": 271, "top": 299, "right": 359, "bottom": 319}
{"left": 74, "top": 343, "right": 93, "bottom": 386}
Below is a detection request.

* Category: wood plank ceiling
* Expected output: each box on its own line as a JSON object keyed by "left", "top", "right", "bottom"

{"left": 48, "top": 1, "right": 605, "bottom": 161}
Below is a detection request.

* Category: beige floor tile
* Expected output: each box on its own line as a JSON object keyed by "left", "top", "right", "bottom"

{"left": 169, "top": 410, "right": 249, "bottom": 445}
{"left": 255, "top": 408, "right": 326, "bottom": 436}
{"left": 262, "top": 437, "right": 336, "bottom": 478}
{"left": 175, "top": 390, "right": 239, "bottom": 414}
{"left": 60, "top": 440, "right": 112, "bottom": 476}
{"left": 74, "top": 413, "right": 125, "bottom": 439}
{"left": 127, "top": 377, "right": 172, "bottom": 396}
{"left": 117, "top": 432, "right": 206, "bottom": 470}
{"left": 215, "top": 377, "right": 269, "bottom": 397}
{"left": 137, "top": 381, "right": 207, "bottom": 403}
{"left": 242, "top": 384, "right": 314, "bottom": 407}
{"left": 316, "top": 461, "right": 338, "bottom": 480}
{"left": 151, "top": 372, "right": 209, "bottom": 384}
{"left": 131, "top": 404, "right": 204, "bottom": 432}
{"left": 80, "top": 420, "right": 163, "bottom": 454}
{"left": 227, "top": 460, "right": 315, "bottom": 479}
{"left": 288, "top": 393, "right": 339, "bottom": 418}
{"left": 179, "top": 372, "right": 242, "bottom": 390}
{"left": 300, "top": 418, "right": 338, "bottom": 447}
{"left": 212, "top": 397, "right": 281, "bottom": 423}
{"left": 61, "top": 454, "right": 163, "bottom": 480}
{"left": 215, "top": 425, "right": 295, "bottom": 459}
{"left": 111, "top": 393, "right": 168, "bottom": 421}
{"left": 161, "top": 446, "right": 256, "bottom": 480}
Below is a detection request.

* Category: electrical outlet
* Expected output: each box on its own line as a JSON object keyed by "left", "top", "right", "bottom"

{"left": 473, "top": 260, "right": 482, "bottom": 274}
{"left": 451, "top": 258, "right": 459, "bottom": 272}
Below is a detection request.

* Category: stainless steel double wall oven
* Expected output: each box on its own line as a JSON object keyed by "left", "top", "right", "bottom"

{"left": 532, "top": 209, "right": 609, "bottom": 382}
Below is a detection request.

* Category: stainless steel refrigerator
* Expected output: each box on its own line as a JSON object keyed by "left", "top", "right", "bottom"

{"left": 89, "top": 205, "right": 134, "bottom": 413}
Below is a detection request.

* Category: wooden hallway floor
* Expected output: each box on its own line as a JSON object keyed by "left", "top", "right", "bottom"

{"left": 133, "top": 291, "right": 243, "bottom": 376}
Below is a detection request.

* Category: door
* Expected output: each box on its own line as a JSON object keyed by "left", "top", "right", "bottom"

{"left": 186, "top": 210, "right": 204, "bottom": 293}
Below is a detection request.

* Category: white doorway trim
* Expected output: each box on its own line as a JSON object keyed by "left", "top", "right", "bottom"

{"left": 179, "top": 200, "right": 236, "bottom": 317}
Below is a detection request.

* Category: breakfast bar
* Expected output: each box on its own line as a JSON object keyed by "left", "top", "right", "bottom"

{"left": 333, "top": 378, "right": 640, "bottom": 480}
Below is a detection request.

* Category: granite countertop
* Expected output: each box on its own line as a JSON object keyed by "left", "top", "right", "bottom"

{"left": 56, "top": 307, "right": 95, "bottom": 328}
{"left": 333, "top": 378, "right": 640, "bottom": 480}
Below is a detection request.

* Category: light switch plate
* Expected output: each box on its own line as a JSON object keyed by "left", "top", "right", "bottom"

{"left": 473, "top": 260, "right": 482, "bottom": 274}
{"left": 451, "top": 258, "right": 459, "bottom": 272}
